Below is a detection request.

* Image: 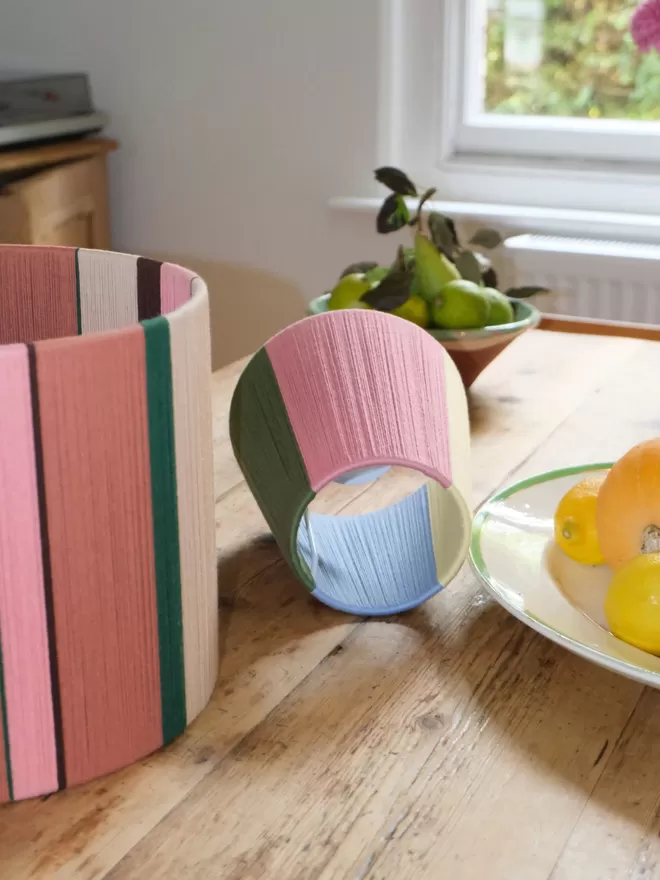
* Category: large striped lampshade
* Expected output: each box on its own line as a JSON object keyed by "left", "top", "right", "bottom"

{"left": 0, "top": 246, "right": 217, "bottom": 805}
{"left": 230, "top": 309, "right": 472, "bottom": 616}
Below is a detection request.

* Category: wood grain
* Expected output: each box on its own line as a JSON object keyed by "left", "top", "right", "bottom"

{"left": 0, "top": 327, "right": 655, "bottom": 880}
{"left": 0, "top": 137, "right": 118, "bottom": 175}
{"left": 540, "top": 314, "right": 660, "bottom": 341}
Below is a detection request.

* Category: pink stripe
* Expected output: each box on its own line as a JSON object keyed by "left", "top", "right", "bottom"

{"left": 266, "top": 310, "right": 451, "bottom": 492}
{"left": 0, "top": 245, "right": 77, "bottom": 345}
{"left": 36, "top": 329, "right": 162, "bottom": 787}
{"left": 0, "top": 345, "right": 57, "bottom": 800}
{"left": 161, "top": 263, "right": 194, "bottom": 315}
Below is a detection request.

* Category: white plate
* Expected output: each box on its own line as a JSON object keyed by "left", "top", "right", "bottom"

{"left": 469, "top": 463, "right": 660, "bottom": 689}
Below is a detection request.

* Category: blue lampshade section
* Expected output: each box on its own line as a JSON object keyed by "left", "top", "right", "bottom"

{"left": 333, "top": 465, "right": 391, "bottom": 486}
{"left": 296, "top": 483, "right": 442, "bottom": 616}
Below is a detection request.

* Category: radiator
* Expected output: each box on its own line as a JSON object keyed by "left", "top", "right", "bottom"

{"left": 502, "top": 234, "right": 660, "bottom": 325}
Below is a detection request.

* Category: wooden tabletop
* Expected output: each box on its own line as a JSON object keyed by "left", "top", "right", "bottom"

{"left": 3, "top": 327, "right": 660, "bottom": 879}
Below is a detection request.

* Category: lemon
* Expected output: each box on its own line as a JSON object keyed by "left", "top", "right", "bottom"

{"left": 391, "top": 295, "right": 430, "bottom": 328}
{"left": 328, "top": 273, "right": 373, "bottom": 311}
{"left": 605, "top": 554, "right": 660, "bottom": 654}
{"left": 554, "top": 475, "right": 606, "bottom": 565}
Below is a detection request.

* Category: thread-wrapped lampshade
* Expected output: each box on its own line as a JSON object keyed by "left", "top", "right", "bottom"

{"left": 230, "top": 309, "right": 472, "bottom": 616}
{"left": 0, "top": 245, "right": 217, "bottom": 805}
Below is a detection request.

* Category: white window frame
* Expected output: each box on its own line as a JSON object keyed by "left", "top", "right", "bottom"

{"left": 382, "top": 0, "right": 660, "bottom": 222}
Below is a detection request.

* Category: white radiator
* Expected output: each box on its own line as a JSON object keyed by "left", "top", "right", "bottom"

{"left": 502, "top": 234, "right": 660, "bottom": 325}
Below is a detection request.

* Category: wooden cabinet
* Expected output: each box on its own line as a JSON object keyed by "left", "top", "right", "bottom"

{"left": 0, "top": 137, "right": 117, "bottom": 249}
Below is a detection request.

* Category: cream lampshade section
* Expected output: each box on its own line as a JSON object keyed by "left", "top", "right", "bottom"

{"left": 0, "top": 245, "right": 217, "bottom": 804}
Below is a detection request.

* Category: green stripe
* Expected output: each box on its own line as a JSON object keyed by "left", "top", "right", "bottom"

{"left": 74, "top": 249, "right": 82, "bottom": 335}
{"left": 0, "top": 627, "right": 14, "bottom": 800}
{"left": 143, "top": 317, "right": 186, "bottom": 743}
{"left": 229, "top": 348, "right": 315, "bottom": 588}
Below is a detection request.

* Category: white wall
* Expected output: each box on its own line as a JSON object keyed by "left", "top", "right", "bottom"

{"left": 0, "top": 0, "right": 400, "bottom": 365}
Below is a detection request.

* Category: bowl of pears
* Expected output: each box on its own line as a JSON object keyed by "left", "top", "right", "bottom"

{"left": 308, "top": 167, "right": 543, "bottom": 389}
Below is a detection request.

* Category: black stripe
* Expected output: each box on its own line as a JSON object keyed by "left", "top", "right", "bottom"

{"left": 137, "top": 258, "right": 162, "bottom": 321}
{"left": 27, "top": 344, "right": 66, "bottom": 790}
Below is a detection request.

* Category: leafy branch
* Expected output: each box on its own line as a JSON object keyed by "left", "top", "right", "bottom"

{"left": 372, "top": 165, "right": 549, "bottom": 303}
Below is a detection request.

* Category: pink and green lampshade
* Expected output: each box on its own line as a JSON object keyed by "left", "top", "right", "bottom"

{"left": 229, "top": 309, "right": 473, "bottom": 617}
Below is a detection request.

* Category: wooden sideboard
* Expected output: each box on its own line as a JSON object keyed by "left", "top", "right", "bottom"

{"left": 0, "top": 136, "right": 118, "bottom": 249}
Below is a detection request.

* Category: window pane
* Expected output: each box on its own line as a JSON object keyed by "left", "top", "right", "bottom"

{"left": 484, "top": 0, "right": 660, "bottom": 120}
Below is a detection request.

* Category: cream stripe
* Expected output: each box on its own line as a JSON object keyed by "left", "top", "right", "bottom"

{"left": 444, "top": 350, "right": 471, "bottom": 505}
{"left": 428, "top": 350, "right": 472, "bottom": 585}
{"left": 77, "top": 249, "right": 138, "bottom": 334}
{"left": 167, "top": 279, "right": 218, "bottom": 721}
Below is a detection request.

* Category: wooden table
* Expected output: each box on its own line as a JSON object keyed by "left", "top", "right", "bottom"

{"left": 3, "top": 327, "right": 660, "bottom": 879}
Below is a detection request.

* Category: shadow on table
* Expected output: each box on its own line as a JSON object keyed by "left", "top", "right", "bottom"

{"left": 214, "top": 537, "right": 356, "bottom": 684}
{"left": 456, "top": 600, "right": 660, "bottom": 831}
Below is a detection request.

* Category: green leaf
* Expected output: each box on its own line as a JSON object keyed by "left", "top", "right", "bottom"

{"left": 374, "top": 166, "right": 417, "bottom": 196}
{"left": 339, "top": 261, "right": 379, "bottom": 279}
{"left": 455, "top": 250, "right": 483, "bottom": 285}
{"left": 376, "top": 194, "right": 410, "bottom": 234}
{"left": 469, "top": 227, "right": 504, "bottom": 249}
{"left": 409, "top": 187, "right": 437, "bottom": 228}
{"left": 482, "top": 266, "right": 499, "bottom": 289}
{"left": 361, "top": 266, "right": 413, "bottom": 311}
{"left": 428, "top": 213, "right": 457, "bottom": 258}
{"left": 505, "top": 286, "right": 549, "bottom": 299}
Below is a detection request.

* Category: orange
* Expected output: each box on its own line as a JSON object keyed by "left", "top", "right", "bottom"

{"left": 597, "top": 439, "right": 660, "bottom": 571}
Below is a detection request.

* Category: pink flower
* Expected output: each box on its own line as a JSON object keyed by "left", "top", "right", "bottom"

{"left": 632, "top": 0, "right": 660, "bottom": 52}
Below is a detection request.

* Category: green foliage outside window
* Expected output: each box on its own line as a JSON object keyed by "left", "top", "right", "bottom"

{"left": 486, "top": 0, "right": 660, "bottom": 120}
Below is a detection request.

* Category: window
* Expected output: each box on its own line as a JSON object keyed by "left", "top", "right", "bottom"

{"left": 484, "top": 0, "right": 660, "bottom": 121}
{"left": 382, "top": 0, "right": 660, "bottom": 222}
{"left": 452, "top": 0, "right": 660, "bottom": 163}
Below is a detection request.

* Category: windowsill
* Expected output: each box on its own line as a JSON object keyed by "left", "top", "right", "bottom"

{"left": 329, "top": 196, "right": 660, "bottom": 245}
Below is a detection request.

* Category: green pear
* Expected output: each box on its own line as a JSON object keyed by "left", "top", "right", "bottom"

{"left": 414, "top": 233, "right": 461, "bottom": 303}
{"left": 431, "top": 280, "right": 489, "bottom": 330}
{"left": 364, "top": 266, "right": 390, "bottom": 284}
{"left": 328, "top": 273, "right": 373, "bottom": 310}
{"left": 483, "top": 287, "right": 514, "bottom": 326}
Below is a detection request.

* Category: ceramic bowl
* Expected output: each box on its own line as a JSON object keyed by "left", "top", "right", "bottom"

{"left": 307, "top": 294, "right": 541, "bottom": 388}
{"left": 469, "top": 463, "right": 660, "bottom": 689}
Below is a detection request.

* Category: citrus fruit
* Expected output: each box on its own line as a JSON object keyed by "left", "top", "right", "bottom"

{"left": 414, "top": 233, "right": 461, "bottom": 303}
{"left": 390, "top": 295, "right": 430, "bottom": 328}
{"left": 431, "top": 280, "right": 489, "bottom": 330}
{"left": 554, "top": 474, "right": 606, "bottom": 565}
{"left": 604, "top": 554, "right": 660, "bottom": 654}
{"left": 328, "top": 273, "right": 373, "bottom": 311}
{"left": 483, "top": 287, "right": 514, "bottom": 326}
{"left": 597, "top": 439, "right": 660, "bottom": 572}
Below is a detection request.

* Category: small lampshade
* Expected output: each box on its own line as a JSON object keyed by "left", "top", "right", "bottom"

{"left": 230, "top": 309, "right": 472, "bottom": 616}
